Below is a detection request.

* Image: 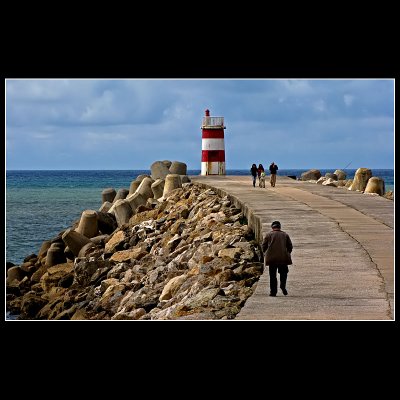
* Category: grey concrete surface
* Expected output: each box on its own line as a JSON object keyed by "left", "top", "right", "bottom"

{"left": 191, "top": 175, "right": 394, "bottom": 320}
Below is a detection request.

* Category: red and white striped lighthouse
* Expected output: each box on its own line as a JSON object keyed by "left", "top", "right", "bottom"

{"left": 201, "top": 109, "right": 226, "bottom": 175}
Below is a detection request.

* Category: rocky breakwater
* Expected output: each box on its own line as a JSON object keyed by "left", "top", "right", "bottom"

{"left": 300, "top": 168, "right": 393, "bottom": 200}
{"left": 6, "top": 160, "right": 263, "bottom": 320}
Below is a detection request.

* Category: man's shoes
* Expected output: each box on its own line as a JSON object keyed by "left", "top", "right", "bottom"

{"left": 281, "top": 288, "right": 288, "bottom": 296}
{"left": 269, "top": 293, "right": 276, "bottom": 297}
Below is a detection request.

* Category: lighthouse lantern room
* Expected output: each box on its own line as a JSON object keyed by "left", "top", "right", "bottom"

{"left": 201, "top": 109, "right": 226, "bottom": 175}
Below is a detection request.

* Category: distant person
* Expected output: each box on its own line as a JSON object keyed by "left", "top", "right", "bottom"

{"left": 262, "top": 220, "right": 293, "bottom": 296}
{"left": 259, "top": 171, "right": 266, "bottom": 188}
{"left": 250, "top": 164, "right": 257, "bottom": 187}
{"left": 269, "top": 162, "right": 278, "bottom": 187}
{"left": 257, "top": 164, "right": 265, "bottom": 185}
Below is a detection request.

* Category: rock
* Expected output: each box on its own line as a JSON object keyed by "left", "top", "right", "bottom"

{"left": 110, "top": 248, "right": 148, "bottom": 263}
{"left": 6, "top": 266, "right": 26, "bottom": 285}
{"left": 383, "top": 191, "right": 393, "bottom": 200}
{"left": 162, "top": 160, "right": 172, "bottom": 169}
{"left": 6, "top": 261, "right": 15, "bottom": 271}
{"left": 23, "top": 253, "right": 37, "bottom": 263}
{"left": 364, "top": 177, "right": 385, "bottom": 195}
{"left": 74, "top": 259, "right": 111, "bottom": 286}
{"left": 159, "top": 274, "right": 187, "bottom": 301}
{"left": 334, "top": 169, "right": 347, "bottom": 180}
{"left": 104, "top": 230, "right": 126, "bottom": 253}
{"left": 40, "top": 263, "right": 74, "bottom": 292}
{"left": 300, "top": 169, "right": 321, "bottom": 181}
{"left": 325, "top": 173, "right": 338, "bottom": 180}
{"left": 322, "top": 178, "right": 338, "bottom": 187}
{"left": 20, "top": 292, "right": 48, "bottom": 318}
{"left": 77, "top": 241, "right": 97, "bottom": 258}
{"left": 349, "top": 168, "right": 372, "bottom": 192}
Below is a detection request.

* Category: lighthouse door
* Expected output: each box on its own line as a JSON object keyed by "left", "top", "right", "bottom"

{"left": 207, "top": 151, "right": 219, "bottom": 175}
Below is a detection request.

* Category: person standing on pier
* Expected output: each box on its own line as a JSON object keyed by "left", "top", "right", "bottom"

{"left": 257, "top": 164, "right": 265, "bottom": 186}
{"left": 262, "top": 221, "right": 293, "bottom": 296}
{"left": 269, "top": 162, "right": 278, "bottom": 187}
{"left": 250, "top": 164, "right": 258, "bottom": 187}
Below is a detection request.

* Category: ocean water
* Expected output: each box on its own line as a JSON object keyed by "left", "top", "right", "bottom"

{"left": 6, "top": 169, "right": 394, "bottom": 265}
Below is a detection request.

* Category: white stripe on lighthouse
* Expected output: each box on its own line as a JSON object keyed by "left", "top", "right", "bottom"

{"left": 202, "top": 138, "right": 225, "bottom": 151}
{"left": 201, "top": 162, "right": 225, "bottom": 175}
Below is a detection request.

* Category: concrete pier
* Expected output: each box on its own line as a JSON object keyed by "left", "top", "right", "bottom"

{"left": 191, "top": 175, "right": 394, "bottom": 320}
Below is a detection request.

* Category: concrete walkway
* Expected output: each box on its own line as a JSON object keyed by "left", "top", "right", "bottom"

{"left": 191, "top": 175, "right": 394, "bottom": 320}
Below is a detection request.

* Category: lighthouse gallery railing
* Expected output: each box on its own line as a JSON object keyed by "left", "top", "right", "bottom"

{"left": 202, "top": 116, "right": 224, "bottom": 128}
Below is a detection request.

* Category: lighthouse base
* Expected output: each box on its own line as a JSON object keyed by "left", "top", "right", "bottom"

{"left": 201, "top": 162, "right": 225, "bottom": 176}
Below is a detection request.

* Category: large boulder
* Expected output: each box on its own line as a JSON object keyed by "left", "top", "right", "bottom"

{"left": 300, "top": 169, "right": 321, "bottom": 181}
{"left": 40, "top": 263, "right": 74, "bottom": 292}
{"left": 349, "top": 168, "right": 372, "bottom": 192}
{"left": 334, "top": 169, "right": 347, "bottom": 180}
{"left": 364, "top": 177, "right": 385, "bottom": 195}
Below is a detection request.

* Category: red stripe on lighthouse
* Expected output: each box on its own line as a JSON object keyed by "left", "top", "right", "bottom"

{"left": 201, "top": 129, "right": 225, "bottom": 139}
{"left": 202, "top": 150, "right": 225, "bottom": 162}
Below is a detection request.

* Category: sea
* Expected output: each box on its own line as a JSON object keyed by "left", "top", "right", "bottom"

{"left": 6, "top": 169, "right": 394, "bottom": 266}
{"left": 5, "top": 168, "right": 394, "bottom": 320}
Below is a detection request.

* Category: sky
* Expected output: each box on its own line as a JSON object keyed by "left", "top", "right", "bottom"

{"left": 5, "top": 79, "right": 394, "bottom": 170}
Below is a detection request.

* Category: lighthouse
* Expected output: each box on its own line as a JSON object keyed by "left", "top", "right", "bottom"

{"left": 201, "top": 109, "right": 226, "bottom": 175}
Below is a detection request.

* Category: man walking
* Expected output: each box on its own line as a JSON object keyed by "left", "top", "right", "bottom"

{"left": 262, "top": 221, "right": 293, "bottom": 296}
{"left": 269, "top": 162, "right": 278, "bottom": 187}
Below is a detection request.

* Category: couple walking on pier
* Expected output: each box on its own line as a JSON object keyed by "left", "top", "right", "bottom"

{"left": 250, "top": 162, "right": 278, "bottom": 188}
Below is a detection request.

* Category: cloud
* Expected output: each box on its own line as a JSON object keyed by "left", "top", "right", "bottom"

{"left": 344, "top": 94, "right": 355, "bottom": 107}
{"left": 5, "top": 79, "right": 394, "bottom": 169}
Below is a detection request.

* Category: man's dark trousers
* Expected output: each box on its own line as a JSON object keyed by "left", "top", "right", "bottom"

{"left": 269, "top": 264, "right": 288, "bottom": 295}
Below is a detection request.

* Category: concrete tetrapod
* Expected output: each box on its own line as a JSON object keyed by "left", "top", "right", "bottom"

{"left": 169, "top": 161, "right": 187, "bottom": 175}
{"left": 76, "top": 210, "right": 98, "bottom": 239}
{"left": 102, "top": 188, "right": 116, "bottom": 203}
{"left": 45, "top": 243, "right": 67, "bottom": 267}
{"left": 128, "top": 180, "right": 141, "bottom": 196}
{"left": 136, "top": 177, "right": 154, "bottom": 200}
{"left": 151, "top": 161, "right": 171, "bottom": 180}
{"left": 151, "top": 179, "right": 165, "bottom": 200}
{"left": 126, "top": 192, "right": 147, "bottom": 212}
{"left": 113, "top": 200, "right": 133, "bottom": 227}
{"left": 113, "top": 188, "right": 129, "bottom": 202}
{"left": 62, "top": 228, "right": 92, "bottom": 257}
{"left": 163, "top": 174, "right": 182, "bottom": 197}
